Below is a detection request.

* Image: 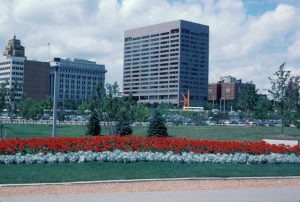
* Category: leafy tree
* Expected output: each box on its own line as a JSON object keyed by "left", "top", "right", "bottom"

{"left": 147, "top": 110, "right": 168, "bottom": 137}
{"left": 0, "top": 82, "right": 8, "bottom": 112}
{"left": 253, "top": 97, "right": 272, "bottom": 120}
{"left": 0, "top": 82, "right": 8, "bottom": 139}
{"left": 156, "top": 103, "right": 173, "bottom": 118}
{"left": 78, "top": 100, "right": 91, "bottom": 114}
{"left": 40, "top": 96, "right": 53, "bottom": 112}
{"left": 237, "top": 81, "right": 257, "bottom": 119}
{"left": 57, "top": 111, "right": 66, "bottom": 122}
{"left": 17, "top": 97, "right": 43, "bottom": 120}
{"left": 90, "top": 82, "right": 138, "bottom": 135}
{"left": 268, "top": 63, "right": 294, "bottom": 134}
{"left": 6, "top": 81, "right": 23, "bottom": 119}
{"left": 134, "top": 103, "right": 150, "bottom": 124}
{"left": 86, "top": 111, "right": 101, "bottom": 136}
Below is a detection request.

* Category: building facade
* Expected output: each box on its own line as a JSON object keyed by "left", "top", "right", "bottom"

{"left": 49, "top": 58, "right": 106, "bottom": 102}
{"left": 123, "top": 20, "right": 209, "bottom": 105}
{"left": 208, "top": 76, "right": 247, "bottom": 103}
{"left": 208, "top": 83, "right": 221, "bottom": 102}
{"left": 23, "top": 60, "right": 50, "bottom": 101}
{"left": 0, "top": 36, "right": 25, "bottom": 100}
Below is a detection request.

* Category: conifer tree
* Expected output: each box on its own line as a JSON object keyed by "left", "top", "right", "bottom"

{"left": 86, "top": 111, "right": 101, "bottom": 136}
{"left": 147, "top": 110, "right": 168, "bottom": 137}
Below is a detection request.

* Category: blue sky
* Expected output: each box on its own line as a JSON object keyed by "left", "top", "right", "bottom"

{"left": 0, "top": 0, "right": 299, "bottom": 92}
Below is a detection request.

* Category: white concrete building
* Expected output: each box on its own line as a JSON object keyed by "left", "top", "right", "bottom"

{"left": 0, "top": 36, "right": 25, "bottom": 99}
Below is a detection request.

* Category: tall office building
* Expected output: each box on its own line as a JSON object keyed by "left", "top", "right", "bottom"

{"left": 49, "top": 58, "right": 106, "bottom": 102}
{"left": 123, "top": 20, "right": 209, "bottom": 105}
{"left": 0, "top": 35, "right": 25, "bottom": 100}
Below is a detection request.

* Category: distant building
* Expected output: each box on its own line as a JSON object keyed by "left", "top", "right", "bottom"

{"left": 23, "top": 60, "right": 50, "bottom": 101}
{"left": 208, "top": 83, "right": 221, "bottom": 102}
{"left": 123, "top": 20, "right": 209, "bottom": 105}
{"left": 3, "top": 35, "right": 25, "bottom": 58}
{"left": 208, "top": 75, "right": 250, "bottom": 103}
{"left": 49, "top": 58, "right": 106, "bottom": 102}
{"left": 0, "top": 35, "right": 25, "bottom": 100}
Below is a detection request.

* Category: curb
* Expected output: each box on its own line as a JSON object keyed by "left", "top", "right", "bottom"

{"left": 1, "top": 176, "right": 300, "bottom": 187}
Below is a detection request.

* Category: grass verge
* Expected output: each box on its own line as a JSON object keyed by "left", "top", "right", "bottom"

{"left": 2, "top": 124, "right": 300, "bottom": 141}
{"left": 0, "top": 162, "right": 300, "bottom": 184}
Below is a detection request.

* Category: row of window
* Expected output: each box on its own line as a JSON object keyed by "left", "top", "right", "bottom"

{"left": 58, "top": 69, "right": 104, "bottom": 75}
{"left": 0, "top": 61, "right": 24, "bottom": 66}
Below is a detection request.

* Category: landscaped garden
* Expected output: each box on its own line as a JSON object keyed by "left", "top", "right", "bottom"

{"left": 1, "top": 134, "right": 300, "bottom": 184}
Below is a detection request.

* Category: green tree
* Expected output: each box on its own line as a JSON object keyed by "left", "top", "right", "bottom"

{"left": 40, "top": 96, "right": 53, "bottom": 112}
{"left": 78, "top": 100, "right": 91, "bottom": 114}
{"left": 147, "top": 110, "right": 168, "bottom": 137}
{"left": 0, "top": 82, "right": 8, "bottom": 139}
{"left": 134, "top": 103, "right": 150, "bottom": 124}
{"left": 253, "top": 97, "right": 272, "bottom": 120}
{"left": 17, "top": 97, "right": 43, "bottom": 120}
{"left": 0, "top": 82, "right": 7, "bottom": 112}
{"left": 90, "top": 82, "right": 137, "bottom": 135}
{"left": 86, "top": 111, "right": 101, "bottom": 136}
{"left": 237, "top": 81, "right": 258, "bottom": 119}
{"left": 268, "top": 63, "right": 294, "bottom": 134}
{"left": 7, "top": 81, "right": 23, "bottom": 119}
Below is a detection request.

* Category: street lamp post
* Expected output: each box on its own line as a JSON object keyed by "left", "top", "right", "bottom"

{"left": 52, "top": 65, "right": 58, "bottom": 138}
{"left": 223, "top": 98, "right": 226, "bottom": 115}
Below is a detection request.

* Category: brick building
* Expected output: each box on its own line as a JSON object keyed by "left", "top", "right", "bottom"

{"left": 208, "top": 76, "right": 248, "bottom": 103}
{"left": 23, "top": 60, "right": 50, "bottom": 101}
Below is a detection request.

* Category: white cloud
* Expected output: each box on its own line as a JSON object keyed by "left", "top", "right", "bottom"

{"left": 0, "top": 0, "right": 299, "bottom": 92}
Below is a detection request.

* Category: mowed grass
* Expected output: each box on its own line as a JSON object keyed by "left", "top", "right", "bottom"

{"left": 1, "top": 162, "right": 300, "bottom": 184}
{"left": 2, "top": 123, "right": 300, "bottom": 141}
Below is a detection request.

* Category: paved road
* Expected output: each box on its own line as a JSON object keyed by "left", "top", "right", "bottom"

{"left": 1, "top": 186, "right": 299, "bottom": 202}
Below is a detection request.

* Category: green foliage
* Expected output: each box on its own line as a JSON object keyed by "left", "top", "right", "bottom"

{"left": 78, "top": 100, "right": 91, "bottom": 114}
{"left": 17, "top": 97, "right": 43, "bottom": 120}
{"left": 253, "top": 97, "right": 272, "bottom": 120}
{"left": 90, "top": 82, "right": 138, "bottom": 135}
{"left": 116, "top": 122, "right": 132, "bottom": 136}
{"left": 0, "top": 82, "right": 8, "bottom": 112}
{"left": 86, "top": 111, "right": 101, "bottom": 136}
{"left": 6, "top": 81, "right": 23, "bottom": 119}
{"left": 147, "top": 110, "right": 168, "bottom": 137}
{"left": 237, "top": 81, "right": 258, "bottom": 118}
{"left": 268, "top": 63, "right": 295, "bottom": 134}
{"left": 40, "top": 97, "right": 53, "bottom": 111}
{"left": 134, "top": 103, "right": 150, "bottom": 123}
{"left": 57, "top": 111, "right": 65, "bottom": 122}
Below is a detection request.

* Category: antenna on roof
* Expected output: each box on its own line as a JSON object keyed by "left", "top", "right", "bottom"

{"left": 47, "top": 42, "right": 50, "bottom": 60}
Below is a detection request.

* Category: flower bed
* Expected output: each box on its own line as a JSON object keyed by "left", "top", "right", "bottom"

{"left": 1, "top": 150, "right": 300, "bottom": 165}
{"left": 1, "top": 136, "right": 300, "bottom": 155}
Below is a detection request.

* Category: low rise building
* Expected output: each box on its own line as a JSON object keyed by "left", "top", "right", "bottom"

{"left": 208, "top": 75, "right": 249, "bottom": 103}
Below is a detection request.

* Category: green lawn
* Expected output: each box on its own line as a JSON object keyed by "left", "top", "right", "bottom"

{"left": 2, "top": 123, "right": 300, "bottom": 141}
{"left": 0, "top": 162, "right": 300, "bottom": 184}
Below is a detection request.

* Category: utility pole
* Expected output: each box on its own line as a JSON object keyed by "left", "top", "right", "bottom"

{"left": 52, "top": 65, "right": 58, "bottom": 138}
{"left": 223, "top": 98, "right": 226, "bottom": 115}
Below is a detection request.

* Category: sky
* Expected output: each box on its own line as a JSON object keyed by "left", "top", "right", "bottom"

{"left": 0, "top": 0, "right": 299, "bottom": 93}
